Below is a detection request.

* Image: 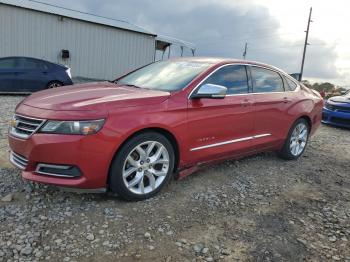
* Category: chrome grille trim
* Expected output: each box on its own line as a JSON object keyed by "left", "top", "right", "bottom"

{"left": 9, "top": 151, "right": 28, "bottom": 170}
{"left": 9, "top": 114, "right": 46, "bottom": 139}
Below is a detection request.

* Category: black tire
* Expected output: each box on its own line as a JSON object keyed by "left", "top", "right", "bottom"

{"left": 108, "top": 132, "right": 175, "bottom": 201}
{"left": 278, "top": 118, "right": 310, "bottom": 160}
{"left": 47, "top": 81, "right": 63, "bottom": 89}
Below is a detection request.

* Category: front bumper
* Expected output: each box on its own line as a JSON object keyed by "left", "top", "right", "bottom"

{"left": 322, "top": 107, "right": 350, "bottom": 128}
{"left": 8, "top": 131, "right": 117, "bottom": 189}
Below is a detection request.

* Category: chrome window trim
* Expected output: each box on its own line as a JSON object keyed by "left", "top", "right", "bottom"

{"left": 188, "top": 63, "right": 300, "bottom": 99}
{"left": 190, "top": 133, "right": 271, "bottom": 151}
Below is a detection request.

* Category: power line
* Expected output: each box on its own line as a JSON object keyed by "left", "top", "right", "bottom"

{"left": 198, "top": 31, "right": 305, "bottom": 45}
{"left": 28, "top": 0, "right": 129, "bottom": 22}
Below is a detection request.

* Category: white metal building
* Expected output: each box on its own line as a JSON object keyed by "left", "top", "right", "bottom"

{"left": 0, "top": 0, "right": 195, "bottom": 80}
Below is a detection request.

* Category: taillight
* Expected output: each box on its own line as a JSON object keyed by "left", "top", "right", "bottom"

{"left": 66, "top": 68, "right": 72, "bottom": 78}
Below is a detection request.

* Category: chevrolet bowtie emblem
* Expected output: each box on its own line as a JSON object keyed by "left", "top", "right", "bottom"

{"left": 9, "top": 119, "right": 18, "bottom": 128}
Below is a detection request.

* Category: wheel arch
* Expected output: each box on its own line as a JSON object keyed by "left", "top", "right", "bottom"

{"left": 281, "top": 115, "right": 312, "bottom": 144}
{"left": 46, "top": 80, "right": 64, "bottom": 88}
{"left": 298, "top": 115, "right": 312, "bottom": 131}
{"left": 109, "top": 127, "right": 181, "bottom": 178}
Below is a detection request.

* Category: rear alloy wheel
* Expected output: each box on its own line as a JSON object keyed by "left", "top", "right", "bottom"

{"left": 278, "top": 118, "right": 309, "bottom": 160}
{"left": 109, "top": 132, "right": 175, "bottom": 201}
{"left": 47, "top": 81, "right": 63, "bottom": 89}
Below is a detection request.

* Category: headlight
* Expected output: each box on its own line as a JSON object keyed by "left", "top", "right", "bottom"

{"left": 39, "top": 119, "right": 105, "bottom": 135}
{"left": 324, "top": 100, "right": 334, "bottom": 110}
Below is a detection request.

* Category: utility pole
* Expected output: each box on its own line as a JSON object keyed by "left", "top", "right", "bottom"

{"left": 243, "top": 42, "right": 248, "bottom": 60}
{"left": 300, "top": 7, "right": 312, "bottom": 81}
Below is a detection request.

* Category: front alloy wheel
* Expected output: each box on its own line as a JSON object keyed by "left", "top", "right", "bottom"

{"left": 109, "top": 132, "right": 175, "bottom": 201}
{"left": 123, "top": 141, "right": 170, "bottom": 195}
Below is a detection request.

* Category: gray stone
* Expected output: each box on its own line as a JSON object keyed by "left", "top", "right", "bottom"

{"left": 329, "top": 236, "right": 337, "bottom": 242}
{"left": 193, "top": 243, "right": 204, "bottom": 253}
{"left": 86, "top": 233, "right": 95, "bottom": 241}
{"left": 1, "top": 193, "right": 13, "bottom": 202}
{"left": 221, "top": 249, "right": 231, "bottom": 255}
{"left": 202, "top": 247, "right": 209, "bottom": 254}
{"left": 20, "top": 246, "right": 33, "bottom": 256}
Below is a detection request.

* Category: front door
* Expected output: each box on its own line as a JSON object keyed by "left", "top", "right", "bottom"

{"left": 186, "top": 64, "right": 255, "bottom": 164}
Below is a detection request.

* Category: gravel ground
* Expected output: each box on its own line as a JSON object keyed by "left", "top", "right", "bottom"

{"left": 0, "top": 95, "right": 349, "bottom": 262}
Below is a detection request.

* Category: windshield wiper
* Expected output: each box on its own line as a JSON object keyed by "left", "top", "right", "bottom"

{"left": 110, "top": 81, "right": 144, "bottom": 89}
{"left": 123, "top": 84, "right": 141, "bottom": 88}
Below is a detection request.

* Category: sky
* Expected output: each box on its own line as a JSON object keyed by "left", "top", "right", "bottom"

{"left": 39, "top": 0, "right": 350, "bottom": 87}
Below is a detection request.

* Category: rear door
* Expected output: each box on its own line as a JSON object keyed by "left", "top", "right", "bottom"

{"left": 14, "top": 58, "right": 49, "bottom": 92}
{"left": 249, "top": 66, "right": 294, "bottom": 149}
{"left": 187, "top": 64, "right": 255, "bottom": 164}
{"left": 0, "top": 58, "right": 17, "bottom": 92}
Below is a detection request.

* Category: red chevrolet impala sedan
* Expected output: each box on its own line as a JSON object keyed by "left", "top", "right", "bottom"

{"left": 8, "top": 58, "right": 323, "bottom": 200}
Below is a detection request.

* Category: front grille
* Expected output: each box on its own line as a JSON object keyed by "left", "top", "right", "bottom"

{"left": 325, "top": 103, "right": 350, "bottom": 113}
{"left": 9, "top": 114, "right": 45, "bottom": 139}
{"left": 10, "top": 151, "right": 28, "bottom": 170}
{"left": 331, "top": 117, "right": 350, "bottom": 126}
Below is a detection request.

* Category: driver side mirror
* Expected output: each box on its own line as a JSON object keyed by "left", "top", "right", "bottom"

{"left": 191, "top": 84, "right": 227, "bottom": 99}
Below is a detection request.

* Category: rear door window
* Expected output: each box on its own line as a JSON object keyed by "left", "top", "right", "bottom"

{"left": 251, "top": 66, "right": 284, "bottom": 93}
{"left": 18, "top": 58, "right": 47, "bottom": 70}
{"left": 200, "top": 65, "right": 249, "bottom": 95}
{"left": 0, "top": 58, "right": 17, "bottom": 69}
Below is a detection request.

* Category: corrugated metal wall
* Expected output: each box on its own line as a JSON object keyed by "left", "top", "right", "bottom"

{"left": 0, "top": 4, "right": 156, "bottom": 80}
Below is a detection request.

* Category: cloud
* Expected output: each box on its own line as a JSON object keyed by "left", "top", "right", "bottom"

{"left": 42, "top": 0, "right": 340, "bottom": 81}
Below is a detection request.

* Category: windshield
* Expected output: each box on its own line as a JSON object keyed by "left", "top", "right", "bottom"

{"left": 117, "top": 60, "right": 213, "bottom": 91}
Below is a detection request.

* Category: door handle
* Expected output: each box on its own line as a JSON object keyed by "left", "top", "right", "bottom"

{"left": 283, "top": 97, "right": 292, "bottom": 103}
{"left": 240, "top": 99, "right": 253, "bottom": 107}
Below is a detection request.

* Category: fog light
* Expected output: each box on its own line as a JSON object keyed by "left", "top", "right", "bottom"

{"left": 35, "top": 164, "right": 82, "bottom": 178}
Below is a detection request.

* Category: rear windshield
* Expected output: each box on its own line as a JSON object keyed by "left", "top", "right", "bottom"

{"left": 117, "top": 60, "right": 213, "bottom": 91}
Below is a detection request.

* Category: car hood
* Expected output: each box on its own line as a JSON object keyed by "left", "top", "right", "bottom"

{"left": 22, "top": 82, "right": 170, "bottom": 112}
{"left": 329, "top": 96, "right": 350, "bottom": 104}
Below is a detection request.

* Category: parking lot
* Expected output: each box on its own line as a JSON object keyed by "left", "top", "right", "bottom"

{"left": 0, "top": 95, "right": 349, "bottom": 261}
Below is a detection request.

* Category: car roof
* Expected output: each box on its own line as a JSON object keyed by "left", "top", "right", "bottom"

{"left": 167, "top": 57, "right": 288, "bottom": 75}
{"left": 0, "top": 56, "right": 67, "bottom": 68}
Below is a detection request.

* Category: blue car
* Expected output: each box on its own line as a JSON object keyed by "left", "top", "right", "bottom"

{"left": 322, "top": 92, "right": 350, "bottom": 128}
{"left": 0, "top": 56, "right": 73, "bottom": 93}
